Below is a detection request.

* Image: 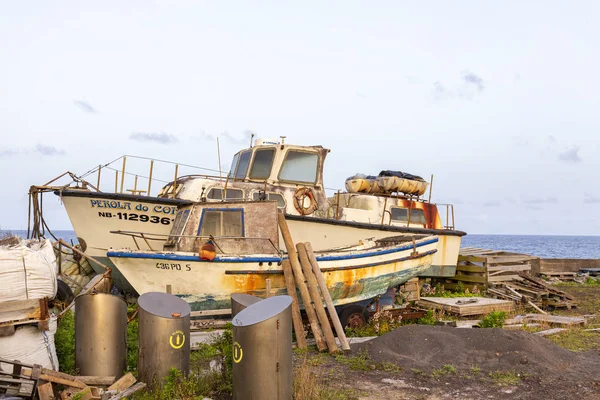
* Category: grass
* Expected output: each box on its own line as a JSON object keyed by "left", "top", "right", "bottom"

{"left": 55, "top": 310, "right": 76, "bottom": 375}
{"left": 431, "top": 364, "right": 456, "bottom": 377}
{"left": 546, "top": 327, "right": 600, "bottom": 352}
{"left": 470, "top": 365, "right": 481, "bottom": 375}
{"left": 411, "top": 368, "right": 426, "bottom": 376}
{"left": 489, "top": 370, "right": 522, "bottom": 386}
{"left": 334, "top": 349, "right": 371, "bottom": 371}
{"left": 294, "top": 357, "right": 362, "bottom": 400}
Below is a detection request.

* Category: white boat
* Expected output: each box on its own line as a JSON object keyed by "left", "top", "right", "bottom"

{"left": 42, "top": 138, "right": 465, "bottom": 291}
{"left": 107, "top": 200, "right": 439, "bottom": 311}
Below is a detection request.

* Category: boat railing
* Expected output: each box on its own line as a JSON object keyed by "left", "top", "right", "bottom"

{"left": 76, "top": 155, "right": 227, "bottom": 198}
{"left": 109, "top": 230, "right": 282, "bottom": 256}
{"left": 435, "top": 203, "right": 455, "bottom": 230}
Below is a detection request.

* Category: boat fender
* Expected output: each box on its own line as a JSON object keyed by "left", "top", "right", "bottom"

{"left": 293, "top": 187, "right": 318, "bottom": 215}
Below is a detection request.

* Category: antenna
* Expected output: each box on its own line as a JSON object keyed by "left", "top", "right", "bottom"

{"left": 217, "top": 137, "right": 222, "bottom": 179}
{"left": 250, "top": 132, "right": 255, "bottom": 148}
{"left": 280, "top": 136, "right": 286, "bottom": 145}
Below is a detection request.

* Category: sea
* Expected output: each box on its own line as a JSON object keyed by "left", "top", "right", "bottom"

{"left": 2, "top": 230, "right": 599, "bottom": 259}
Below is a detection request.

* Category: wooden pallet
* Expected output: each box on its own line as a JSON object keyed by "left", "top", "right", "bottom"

{"left": 0, "top": 298, "right": 50, "bottom": 337}
{"left": 0, "top": 358, "right": 41, "bottom": 399}
{"left": 436, "top": 247, "right": 533, "bottom": 291}
{"left": 416, "top": 297, "right": 514, "bottom": 316}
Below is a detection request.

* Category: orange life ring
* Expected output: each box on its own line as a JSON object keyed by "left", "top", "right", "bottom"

{"left": 293, "top": 187, "right": 318, "bottom": 215}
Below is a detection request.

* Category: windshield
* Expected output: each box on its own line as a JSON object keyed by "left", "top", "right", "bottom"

{"left": 249, "top": 148, "right": 275, "bottom": 179}
{"left": 228, "top": 153, "right": 240, "bottom": 178}
{"left": 279, "top": 151, "right": 318, "bottom": 183}
{"left": 234, "top": 150, "right": 252, "bottom": 179}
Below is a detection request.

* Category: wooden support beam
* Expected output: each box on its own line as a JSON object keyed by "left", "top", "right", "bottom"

{"left": 280, "top": 260, "right": 307, "bottom": 349}
{"left": 277, "top": 213, "right": 326, "bottom": 352}
{"left": 297, "top": 243, "right": 338, "bottom": 354}
{"left": 305, "top": 242, "right": 351, "bottom": 352}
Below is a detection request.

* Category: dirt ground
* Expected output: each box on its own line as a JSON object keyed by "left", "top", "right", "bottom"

{"left": 296, "top": 285, "right": 600, "bottom": 400}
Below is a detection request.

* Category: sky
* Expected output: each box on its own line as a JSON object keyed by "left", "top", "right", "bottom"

{"left": 1, "top": 1, "right": 599, "bottom": 235}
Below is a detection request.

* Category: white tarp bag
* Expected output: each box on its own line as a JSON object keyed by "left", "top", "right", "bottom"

{"left": 0, "top": 238, "right": 58, "bottom": 302}
{"left": 0, "top": 315, "right": 59, "bottom": 371}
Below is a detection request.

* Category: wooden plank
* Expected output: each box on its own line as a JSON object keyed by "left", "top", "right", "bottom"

{"left": 190, "top": 309, "right": 232, "bottom": 317}
{"left": 108, "top": 382, "right": 146, "bottom": 400}
{"left": 534, "top": 328, "right": 567, "bottom": 337}
{"left": 455, "top": 264, "right": 486, "bottom": 273}
{"left": 305, "top": 242, "right": 351, "bottom": 352}
{"left": 297, "top": 243, "right": 338, "bottom": 354}
{"left": 38, "top": 381, "right": 55, "bottom": 400}
{"left": 278, "top": 213, "right": 327, "bottom": 350}
{"left": 76, "top": 376, "right": 116, "bottom": 386}
{"left": 524, "top": 314, "right": 585, "bottom": 326}
{"left": 488, "top": 274, "right": 521, "bottom": 282}
{"left": 451, "top": 274, "right": 487, "bottom": 284}
{"left": 487, "top": 264, "right": 531, "bottom": 272}
{"left": 280, "top": 260, "right": 307, "bottom": 349}
{"left": 22, "top": 369, "right": 87, "bottom": 389}
{"left": 107, "top": 372, "right": 136, "bottom": 392}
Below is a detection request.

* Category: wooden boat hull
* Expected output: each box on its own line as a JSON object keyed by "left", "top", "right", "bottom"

{"left": 108, "top": 237, "right": 438, "bottom": 311}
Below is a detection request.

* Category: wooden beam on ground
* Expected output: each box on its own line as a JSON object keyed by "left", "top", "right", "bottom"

{"left": 277, "top": 212, "right": 327, "bottom": 352}
{"left": 76, "top": 376, "right": 116, "bottom": 386}
{"left": 107, "top": 372, "right": 136, "bottom": 392}
{"left": 305, "top": 242, "right": 351, "bottom": 352}
{"left": 108, "top": 382, "right": 146, "bottom": 400}
{"left": 297, "top": 242, "right": 339, "bottom": 354}
{"left": 22, "top": 369, "right": 87, "bottom": 389}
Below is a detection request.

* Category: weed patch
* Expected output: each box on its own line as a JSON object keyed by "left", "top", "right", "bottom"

{"left": 479, "top": 311, "right": 507, "bottom": 328}
{"left": 489, "top": 370, "right": 521, "bottom": 385}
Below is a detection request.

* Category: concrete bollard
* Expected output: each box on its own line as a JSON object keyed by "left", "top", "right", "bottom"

{"left": 232, "top": 295, "right": 293, "bottom": 400}
{"left": 137, "top": 292, "right": 191, "bottom": 387}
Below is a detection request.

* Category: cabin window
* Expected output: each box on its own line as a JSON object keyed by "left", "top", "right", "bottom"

{"left": 228, "top": 153, "right": 240, "bottom": 178}
{"left": 249, "top": 148, "right": 275, "bottom": 179}
{"left": 207, "top": 188, "right": 244, "bottom": 201}
{"left": 390, "top": 207, "right": 427, "bottom": 225}
{"left": 199, "top": 209, "right": 244, "bottom": 237}
{"left": 166, "top": 209, "right": 190, "bottom": 244}
{"left": 252, "top": 192, "right": 286, "bottom": 208}
{"left": 234, "top": 150, "right": 252, "bottom": 179}
{"left": 279, "top": 151, "right": 319, "bottom": 183}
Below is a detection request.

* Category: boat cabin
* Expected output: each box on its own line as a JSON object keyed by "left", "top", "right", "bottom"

{"left": 156, "top": 139, "right": 455, "bottom": 232}
{"left": 163, "top": 200, "right": 280, "bottom": 255}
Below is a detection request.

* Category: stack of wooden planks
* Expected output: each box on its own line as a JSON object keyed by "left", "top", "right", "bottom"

{"left": 487, "top": 272, "right": 576, "bottom": 310}
{"left": 439, "top": 247, "right": 534, "bottom": 292}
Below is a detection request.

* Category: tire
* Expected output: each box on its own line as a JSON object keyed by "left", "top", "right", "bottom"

{"left": 338, "top": 305, "right": 370, "bottom": 329}
{"left": 56, "top": 279, "right": 75, "bottom": 304}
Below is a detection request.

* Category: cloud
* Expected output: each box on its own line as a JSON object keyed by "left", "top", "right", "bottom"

{"left": 584, "top": 195, "right": 600, "bottom": 204}
{"left": 547, "top": 135, "right": 556, "bottom": 143}
{"left": 0, "top": 148, "right": 19, "bottom": 157}
{"left": 129, "top": 132, "right": 179, "bottom": 144}
{"left": 433, "top": 71, "right": 484, "bottom": 101}
{"left": 526, "top": 205, "right": 542, "bottom": 211}
{"left": 221, "top": 130, "right": 254, "bottom": 145}
{"left": 504, "top": 197, "right": 517, "bottom": 204}
{"left": 523, "top": 197, "right": 558, "bottom": 205}
{"left": 483, "top": 200, "right": 502, "bottom": 207}
{"left": 432, "top": 81, "right": 452, "bottom": 100}
{"left": 558, "top": 146, "right": 582, "bottom": 163}
{"left": 73, "top": 100, "right": 96, "bottom": 113}
{"left": 462, "top": 71, "right": 484, "bottom": 92}
{"left": 35, "top": 144, "right": 66, "bottom": 156}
